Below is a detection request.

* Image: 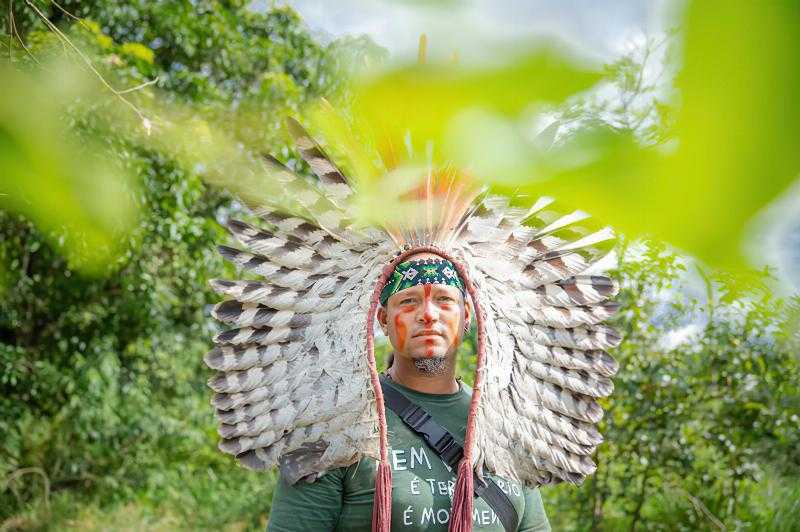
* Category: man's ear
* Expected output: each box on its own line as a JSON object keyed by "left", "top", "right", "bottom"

{"left": 463, "top": 297, "right": 472, "bottom": 330}
{"left": 377, "top": 306, "right": 389, "bottom": 334}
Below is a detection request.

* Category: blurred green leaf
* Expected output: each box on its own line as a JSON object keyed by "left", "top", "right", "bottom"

{"left": 493, "top": 2, "right": 800, "bottom": 273}
{"left": 351, "top": 47, "right": 602, "bottom": 170}
{"left": 0, "top": 64, "right": 138, "bottom": 275}
{"left": 667, "top": 1, "right": 800, "bottom": 267}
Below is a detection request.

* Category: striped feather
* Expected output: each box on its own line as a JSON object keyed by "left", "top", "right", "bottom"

{"left": 522, "top": 228, "right": 615, "bottom": 266}
{"left": 215, "top": 370, "right": 331, "bottom": 425}
{"left": 497, "top": 429, "right": 597, "bottom": 477}
{"left": 484, "top": 397, "right": 595, "bottom": 456}
{"left": 212, "top": 370, "right": 308, "bottom": 411}
{"left": 521, "top": 250, "right": 602, "bottom": 288}
{"left": 514, "top": 339, "right": 618, "bottom": 378}
{"left": 260, "top": 155, "right": 352, "bottom": 228}
{"left": 253, "top": 207, "right": 370, "bottom": 256}
{"left": 523, "top": 358, "right": 614, "bottom": 398}
{"left": 286, "top": 118, "right": 352, "bottom": 199}
{"left": 209, "top": 280, "right": 343, "bottom": 312}
{"left": 512, "top": 367, "right": 604, "bottom": 424}
{"left": 528, "top": 323, "right": 621, "bottom": 351}
{"left": 205, "top": 342, "right": 305, "bottom": 372}
{"left": 211, "top": 301, "right": 334, "bottom": 329}
{"left": 507, "top": 386, "right": 603, "bottom": 446}
{"left": 532, "top": 275, "right": 619, "bottom": 307}
{"left": 217, "top": 245, "right": 348, "bottom": 289}
{"left": 229, "top": 397, "right": 365, "bottom": 459}
{"left": 521, "top": 301, "right": 620, "bottom": 328}
{"left": 213, "top": 324, "right": 320, "bottom": 346}
{"left": 227, "top": 219, "right": 361, "bottom": 270}
{"left": 234, "top": 417, "right": 376, "bottom": 472}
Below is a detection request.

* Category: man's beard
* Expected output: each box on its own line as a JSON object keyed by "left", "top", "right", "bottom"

{"left": 413, "top": 355, "right": 449, "bottom": 375}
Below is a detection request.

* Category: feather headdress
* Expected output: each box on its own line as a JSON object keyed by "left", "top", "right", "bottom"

{"left": 207, "top": 109, "right": 620, "bottom": 530}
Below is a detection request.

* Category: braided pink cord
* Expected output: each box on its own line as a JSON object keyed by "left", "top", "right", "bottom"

{"left": 442, "top": 252, "right": 486, "bottom": 532}
{"left": 445, "top": 256, "right": 486, "bottom": 463}
{"left": 365, "top": 246, "right": 486, "bottom": 532}
{"left": 365, "top": 259, "right": 396, "bottom": 532}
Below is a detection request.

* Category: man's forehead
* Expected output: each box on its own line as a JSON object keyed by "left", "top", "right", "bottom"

{"left": 389, "top": 282, "right": 463, "bottom": 301}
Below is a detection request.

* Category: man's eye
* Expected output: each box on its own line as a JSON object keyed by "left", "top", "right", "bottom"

{"left": 399, "top": 299, "right": 416, "bottom": 305}
{"left": 438, "top": 296, "right": 455, "bottom": 303}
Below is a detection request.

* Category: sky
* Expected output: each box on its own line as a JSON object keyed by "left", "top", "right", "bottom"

{"left": 259, "top": 0, "right": 671, "bottom": 274}
{"left": 252, "top": 0, "right": 798, "bottom": 295}
{"left": 266, "top": 0, "right": 679, "bottom": 64}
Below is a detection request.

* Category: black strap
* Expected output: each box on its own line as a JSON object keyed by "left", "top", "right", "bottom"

{"left": 380, "top": 378, "right": 519, "bottom": 532}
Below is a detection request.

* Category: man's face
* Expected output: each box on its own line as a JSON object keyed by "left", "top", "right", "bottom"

{"left": 378, "top": 281, "right": 470, "bottom": 362}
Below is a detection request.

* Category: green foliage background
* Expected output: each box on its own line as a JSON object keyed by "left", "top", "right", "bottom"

{"left": 1, "top": 1, "right": 799, "bottom": 531}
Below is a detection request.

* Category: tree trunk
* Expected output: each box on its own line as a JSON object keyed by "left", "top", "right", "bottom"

{"left": 591, "top": 458, "right": 608, "bottom": 532}
{"left": 629, "top": 462, "right": 651, "bottom": 532}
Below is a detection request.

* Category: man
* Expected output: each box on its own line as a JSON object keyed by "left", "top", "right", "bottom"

{"left": 266, "top": 252, "right": 551, "bottom": 531}
{"left": 207, "top": 117, "right": 619, "bottom": 532}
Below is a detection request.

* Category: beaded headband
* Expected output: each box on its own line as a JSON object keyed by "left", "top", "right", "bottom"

{"left": 379, "top": 257, "right": 466, "bottom": 306}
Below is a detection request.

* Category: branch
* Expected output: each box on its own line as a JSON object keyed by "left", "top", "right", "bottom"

{"left": 8, "top": 0, "right": 41, "bottom": 65}
{"left": 7, "top": 0, "right": 11, "bottom": 62}
{"left": 116, "top": 77, "right": 159, "bottom": 95}
{"left": 673, "top": 485, "right": 726, "bottom": 530}
{"left": 23, "top": 0, "right": 156, "bottom": 134}
{"left": 2, "top": 467, "right": 51, "bottom": 512}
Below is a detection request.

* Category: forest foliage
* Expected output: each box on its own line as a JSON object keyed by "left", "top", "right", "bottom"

{"left": 1, "top": 1, "right": 799, "bottom": 531}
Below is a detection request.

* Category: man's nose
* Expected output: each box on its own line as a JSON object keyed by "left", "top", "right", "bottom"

{"left": 418, "top": 297, "right": 439, "bottom": 323}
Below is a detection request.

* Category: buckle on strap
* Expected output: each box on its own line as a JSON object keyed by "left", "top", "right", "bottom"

{"left": 401, "top": 404, "right": 464, "bottom": 469}
{"left": 400, "top": 405, "right": 430, "bottom": 431}
{"left": 433, "top": 433, "right": 463, "bottom": 469}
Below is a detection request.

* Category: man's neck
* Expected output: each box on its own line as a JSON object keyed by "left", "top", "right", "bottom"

{"left": 387, "top": 355, "right": 459, "bottom": 394}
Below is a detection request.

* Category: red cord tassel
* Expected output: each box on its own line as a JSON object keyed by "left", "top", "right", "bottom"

{"left": 448, "top": 460, "right": 474, "bottom": 532}
{"left": 371, "top": 461, "right": 393, "bottom": 532}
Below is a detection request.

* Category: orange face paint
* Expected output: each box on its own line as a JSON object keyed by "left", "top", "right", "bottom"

{"left": 445, "top": 314, "right": 460, "bottom": 348}
{"left": 394, "top": 303, "right": 415, "bottom": 353}
{"left": 394, "top": 313, "right": 407, "bottom": 352}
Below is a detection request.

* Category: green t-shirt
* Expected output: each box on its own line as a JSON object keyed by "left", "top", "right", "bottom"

{"left": 267, "top": 377, "right": 551, "bottom": 531}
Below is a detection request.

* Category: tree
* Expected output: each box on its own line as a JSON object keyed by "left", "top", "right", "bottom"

{"left": 541, "top": 241, "right": 800, "bottom": 531}
{"left": 1, "top": 2, "right": 383, "bottom": 527}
